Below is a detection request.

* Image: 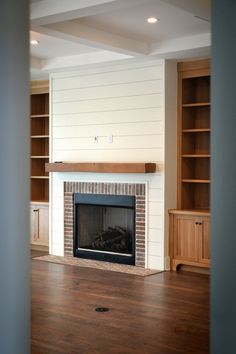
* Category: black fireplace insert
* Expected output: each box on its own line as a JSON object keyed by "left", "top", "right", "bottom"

{"left": 73, "top": 193, "right": 135, "bottom": 265}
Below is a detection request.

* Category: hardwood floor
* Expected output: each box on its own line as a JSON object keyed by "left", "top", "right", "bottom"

{"left": 31, "top": 260, "right": 209, "bottom": 354}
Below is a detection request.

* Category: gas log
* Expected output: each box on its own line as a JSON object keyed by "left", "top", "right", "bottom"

{"left": 85, "top": 226, "right": 131, "bottom": 253}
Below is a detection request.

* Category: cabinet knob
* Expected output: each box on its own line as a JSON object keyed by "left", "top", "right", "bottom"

{"left": 195, "top": 222, "right": 199, "bottom": 225}
{"left": 199, "top": 222, "right": 202, "bottom": 225}
{"left": 33, "top": 209, "right": 39, "bottom": 212}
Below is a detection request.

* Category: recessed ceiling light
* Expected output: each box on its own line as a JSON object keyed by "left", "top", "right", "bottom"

{"left": 147, "top": 17, "right": 159, "bottom": 24}
{"left": 30, "top": 39, "right": 39, "bottom": 46}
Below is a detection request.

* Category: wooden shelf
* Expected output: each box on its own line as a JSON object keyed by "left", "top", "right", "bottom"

{"left": 178, "top": 59, "right": 211, "bottom": 211}
{"left": 169, "top": 209, "right": 210, "bottom": 216}
{"left": 182, "top": 103, "right": 210, "bottom": 107}
{"left": 30, "top": 81, "right": 49, "bottom": 249}
{"left": 31, "top": 156, "right": 49, "bottom": 159}
{"left": 182, "top": 154, "right": 211, "bottom": 158}
{"left": 31, "top": 114, "right": 49, "bottom": 118}
{"left": 30, "top": 81, "right": 49, "bottom": 204}
{"left": 31, "top": 200, "right": 49, "bottom": 205}
{"left": 170, "top": 59, "right": 211, "bottom": 272}
{"left": 182, "top": 179, "right": 210, "bottom": 183}
{"left": 45, "top": 162, "right": 157, "bottom": 174}
{"left": 30, "top": 200, "right": 49, "bottom": 205}
{"left": 31, "top": 176, "right": 49, "bottom": 179}
{"left": 182, "top": 129, "right": 210, "bottom": 133}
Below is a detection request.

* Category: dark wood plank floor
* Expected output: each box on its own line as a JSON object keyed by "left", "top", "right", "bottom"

{"left": 31, "top": 260, "right": 209, "bottom": 354}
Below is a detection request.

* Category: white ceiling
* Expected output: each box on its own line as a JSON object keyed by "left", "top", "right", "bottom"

{"left": 30, "top": 30, "right": 100, "bottom": 59}
{"left": 30, "top": 0, "right": 211, "bottom": 79}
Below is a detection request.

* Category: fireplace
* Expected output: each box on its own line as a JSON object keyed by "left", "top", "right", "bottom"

{"left": 74, "top": 193, "right": 135, "bottom": 265}
{"left": 64, "top": 181, "right": 146, "bottom": 267}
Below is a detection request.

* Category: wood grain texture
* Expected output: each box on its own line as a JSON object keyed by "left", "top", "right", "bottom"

{"left": 177, "top": 59, "right": 211, "bottom": 210}
{"left": 45, "top": 162, "right": 157, "bottom": 173}
{"left": 31, "top": 260, "right": 209, "bottom": 354}
{"left": 169, "top": 209, "right": 210, "bottom": 216}
{"left": 169, "top": 211, "right": 210, "bottom": 270}
{"left": 31, "top": 80, "right": 49, "bottom": 95}
{"left": 30, "top": 82, "right": 49, "bottom": 204}
{"left": 178, "top": 59, "right": 210, "bottom": 78}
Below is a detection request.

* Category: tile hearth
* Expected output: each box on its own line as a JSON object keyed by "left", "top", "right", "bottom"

{"left": 34, "top": 255, "right": 160, "bottom": 276}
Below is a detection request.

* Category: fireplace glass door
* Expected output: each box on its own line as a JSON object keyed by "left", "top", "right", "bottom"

{"left": 74, "top": 194, "right": 135, "bottom": 264}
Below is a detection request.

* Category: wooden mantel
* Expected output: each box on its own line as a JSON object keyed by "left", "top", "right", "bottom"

{"left": 45, "top": 162, "right": 157, "bottom": 174}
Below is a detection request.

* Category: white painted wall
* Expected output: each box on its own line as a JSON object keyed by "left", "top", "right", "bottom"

{"left": 49, "top": 59, "right": 177, "bottom": 270}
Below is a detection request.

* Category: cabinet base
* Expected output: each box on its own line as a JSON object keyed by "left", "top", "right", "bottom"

{"left": 31, "top": 244, "right": 49, "bottom": 252}
{"left": 177, "top": 264, "right": 210, "bottom": 275}
{"left": 171, "top": 259, "right": 210, "bottom": 271}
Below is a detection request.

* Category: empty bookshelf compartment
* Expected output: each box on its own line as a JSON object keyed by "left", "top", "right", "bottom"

{"left": 31, "top": 138, "right": 49, "bottom": 156}
{"left": 181, "top": 182, "right": 210, "bottom": 210}
{"left": 182, "top": 106, "right": 210, "bottom": 130}
{"left": 31, "top": 179, "right": 49, "bottom": 202}
{"left": 182, "top": 131, "right": 210, "bottom": 155}
{"left": 31, "top": 158, "right": 49, "bottom": 177}
{"left": 31, "top": 93, "right": 49, "bottom": 116}
{"left": 31, "top": 116, "right": 49, "bottom": 136}
{"left": 182, "top": 76, "right": 210, "bottom": 104}
{"left": 182, "top": 157, "right": 210, "bottom": 181}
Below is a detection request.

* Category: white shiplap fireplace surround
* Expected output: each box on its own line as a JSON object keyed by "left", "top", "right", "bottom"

{"left": 49, "top": 59, "right": 177, "bottom": 271}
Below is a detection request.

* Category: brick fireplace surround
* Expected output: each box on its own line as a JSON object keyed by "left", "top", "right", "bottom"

{"left": 64, "top": 181, "right": 146, "bottom": 267}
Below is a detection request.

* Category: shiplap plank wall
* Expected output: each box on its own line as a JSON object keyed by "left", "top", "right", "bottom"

{"left": 51, "top": 61, "right": 164, "bottom": 163}
{"left": 49, "top": 59, "right": 172, "bottom": 270}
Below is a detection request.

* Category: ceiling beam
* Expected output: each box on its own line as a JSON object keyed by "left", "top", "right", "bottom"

{"left": 40, "top": 51, "right": 131, "bottom": 72}
{"left": 31, "top": 0, "right": 143, "bottom": 26}
{"left": 39, "top": 20, "right": 149, "bottom": 56}
{"left": 150, "top": 32, "right": 211, "bottom": 56}
{"left": 161, "top": 0, "right": 211, "bottom": 21}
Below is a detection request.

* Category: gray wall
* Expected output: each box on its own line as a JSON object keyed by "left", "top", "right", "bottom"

{"left": 0, "top": 0, "right": 30, "bottom": 353}
{"left": 211, "top": 0, "right": 236, "bottom": 352}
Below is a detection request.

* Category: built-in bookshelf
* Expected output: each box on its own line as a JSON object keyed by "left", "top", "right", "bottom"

{"left": 178, "top": 60, "right": 210, "bottom": 211}
{"left": 169, "top": 60, "right": 211, "bottom": 271}
{"left": 30, "top": 81, "right": 49, "bottom": 202}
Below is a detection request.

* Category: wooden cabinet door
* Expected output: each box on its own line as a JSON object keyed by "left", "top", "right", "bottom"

{"left": 30, "top": 205, "right": 39, "bottom": 244}
{"left": 30, "top": 204, "right": 49, "bottom": 247}
{"left": 198, "top": 217, "right": 210, "bottom": 265}
{"left": 38, "top": 205, "right": 49, "bottom": 246}
{"left": 173, "top": 216, "right": 199, "bottom": 262}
